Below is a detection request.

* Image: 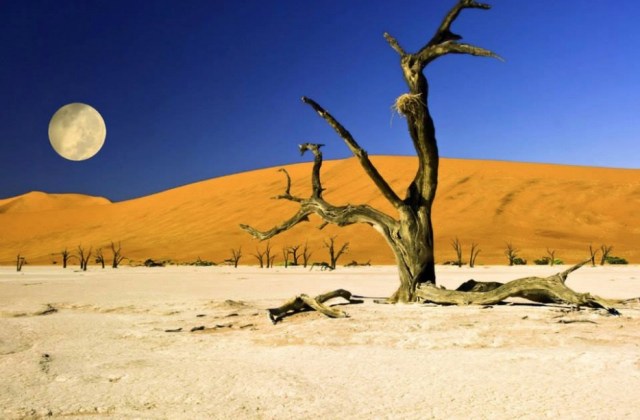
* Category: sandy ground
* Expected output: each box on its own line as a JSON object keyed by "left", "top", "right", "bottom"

{"left": 1, "top": 265, "right": 639, "bottom": 419}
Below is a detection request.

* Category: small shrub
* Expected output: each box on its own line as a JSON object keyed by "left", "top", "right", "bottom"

{"left": 534, "top": 257, "right": 550, "bottom": 265}
{"left": 605, "top": 256, "right": 628, "bottom": 265}
{"left": 512, "top": 257, "right": 527, "bottom": 265}
{"left": 144, "top": 259, "right": 165, "bottom": 267}
{"left": 191, "top": 257, "right": 216, "bottom": 266}
{"left": 534, "top": 257, "right": 562, "bottom": 265}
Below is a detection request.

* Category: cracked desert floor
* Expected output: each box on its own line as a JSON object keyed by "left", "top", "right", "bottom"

{"left": 1, "top": 265, "right": 639, "bottom": 419}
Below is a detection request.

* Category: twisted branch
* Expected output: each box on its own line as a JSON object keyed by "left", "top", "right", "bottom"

{"left": 301, "top": 97, "right": 404, "bottom": 209}
{"left": 241, "top": 141, "right": 398, "bottom": 242}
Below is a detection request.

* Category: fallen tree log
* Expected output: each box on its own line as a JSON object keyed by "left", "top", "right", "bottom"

{"left": 267, "top": 289, "right": 363, "bottom": 324}
{"left": 267, "top": 261, "right": 622, "bottom": 323}
{"left": 416, "top": 260, "right": 620, "bottom": 315}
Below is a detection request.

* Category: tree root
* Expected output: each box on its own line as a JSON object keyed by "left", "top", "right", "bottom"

{"left": 267, "top": 289, "right": 363, "bottom": 324}
{"left": 416, "top": 260, "right": 620, "bottom": 315}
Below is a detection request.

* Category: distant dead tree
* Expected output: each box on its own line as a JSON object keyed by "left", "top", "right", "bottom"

{"left": 227, "top": 247, "right": 242, "bottom": 268}
{"left": 505, "top": 243, "right": 519, "bottom": 266}
{"left": 469, "top": 242, "right": 481, "bottom": 268}
{"left": 254, "top": 242, "right": 275, "bottom": 268}
{"left": 60, "top": 248, "right": 76, "bottom": 269}
{"left": 302, "top": 242, "right": 313, "bottom": 268}
{"left": 252, "top": 246, "right": 266, "bottom": 268}
{"left": 110, "top": 241, "right": 126, "bottom": 268}
{"left": 288, "top": 245, "right": 302, "bottom": 266}
{"left": 16, "top": 254, "right": 26, "bottom": 272}
{"left": 311, "top": 261, "right": 333, "bottom": 271}
{"left": 588, "top": 244, "right": 598, "bottom": 267}
{"left": 600, "top": 244, "right": 613, "bottom": 265}
{"left": 77, "top": 245, "right": 92, "bottom": 271}
{"left": 451, "top": 237, "right": 463, "bottom": 267}
{"left": 281, "top": 246, "right": 291, "bottom": 268}
{"left": 95, "top": 248, "right": 106, "bottom": 269}
{"left": 546, "top": 248, "right": 557, "bottom": 266}
{"left": 324, "top": 236, "right": 349, "bottom": 270}
{"left": 264, "top": 242, "right": 276, "bottom": 268}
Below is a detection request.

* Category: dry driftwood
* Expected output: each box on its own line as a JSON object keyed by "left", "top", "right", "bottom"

{"left": 269, "top": 261, "right": 621, "bottom": 323}
{"left": 415, "top": 260, "right": 619, "bottom": 315}
{"left": 267, "top": 289, "right": 363, "bottom": 324}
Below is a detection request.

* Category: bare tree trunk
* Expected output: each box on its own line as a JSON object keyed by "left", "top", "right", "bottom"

{"left": 110, "top": 241, "right": 125, "bottom": 268}
{"left": 229, "top": 247, "right": 242, "bottom": 268}
{"left": 302, "top": 242, "right": 313, "bottom": 268}
{"left": 252, "top": 247, "right": 265, "bottom": 268}
{"left": 16, "top": 254, "right": 26, "bottom": 272}
{"left": 324, "top": 236, "right": 349, "bottom": 270}
{"left": 546, "top": 248, "right": 557, "bottom": 266}
{"left": 505, "top": 242, "right": 519, "bottom": 266}
{"left": 451, "top": 237, "right": 463, "bottom": 267}
{"left": 600, "top": 245, "right": 613, "bottom": 265}
{"left": 588, "top": 244, "right": 598, "bottom": 267}
{"left": 288, "top": 245, "right": 301, "bottom": 266}
{"left": 78, "top": 245, "right": 92, "bottom": 271}
{"left": 469, "top": 242, "right": 480, "bottom": 268}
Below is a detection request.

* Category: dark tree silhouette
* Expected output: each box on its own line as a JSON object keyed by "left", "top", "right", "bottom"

{"left": 546, "top": 248, "right": 557, "bottom": 266}
{"left": 469, "top": 242, "right": 481, "bottom": 268}
{"left": 505, "top": 243, "right": 520, "bottom": 266}
{"left": 302, "top": 242, "right": 313, "bottom": 268}
{"left": 77, "top": 245, "right": 92, "bottom": 271}
{"left": 600, "top": 245, "right": 613, "bottom": 265}
{"left": 60, "top": 248, "right": 76, "bottom": 269}
{"left": 16, "top": 254, "right": 26, "bottom": 272}
{"left": 252, "top": 247, "right": 266, "bottom": 268}
{"left": 281, "top": 246, "right": 290, "bottom": 268}
{"left": 451, "top": 237, "right": 463, "bottom": 267}
{"left": 324, "top": 236, "right": 349, "bottom": 270}
{"left": 95, "top": 248, "right": 106, "bottom": 269}
{"left": 241, "top": 1, "right": 622, "bottom": 314}
{"left": 588, "top": 244, "right": 598, "bottom": 267}
{"left": 288, "top": 245, "right": 302, "bottom": 266}
{"left": 110, "top": 242, "right": 126, "bottom": 268}
{"left": 227, "top": 247, "right": 242, "bottom": 268}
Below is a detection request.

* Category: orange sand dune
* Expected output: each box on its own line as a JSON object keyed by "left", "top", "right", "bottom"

{"left": 0, "top": 191, "right": 110, "bottom": 214}
{"left": 0, "top": 157, "right": 638, "bottom": 265}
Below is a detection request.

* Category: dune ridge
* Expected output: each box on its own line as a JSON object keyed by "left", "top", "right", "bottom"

{"left": 0, "top": 156, "right": 638, "bottom": 265}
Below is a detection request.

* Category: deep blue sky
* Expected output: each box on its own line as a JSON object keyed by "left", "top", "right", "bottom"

{"left": 2, "top": 1, "right": 639, "bottom": 202}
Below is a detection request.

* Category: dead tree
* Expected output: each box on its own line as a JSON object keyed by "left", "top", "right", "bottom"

{"left": 228, "top": 247, "right": 242, "bottom": 268}
{"left": 288, "top": 245, "right": 302, "bottom": 266}
{"left": 469, "top": 242, "right": 481, "bottom": 268}
{"left": 95, "top": 248, "right": 106, "bottom": 269}
{"left": 77, "top": 245, "right": 92, "bottom": 271}
{"left": 60, "top": 248, "right": 76, "bottom": 269}
{"left": 546, "top": 248, "right": 557, "bottom": 266}
{"left": 252, "top": 247, "right": 266, "bottom": 268}
{"left": 16, "top": 254, "right": 26, "bottom": 272}
{"left": 600, "top": 244, "right": 613, "bottom": 265}
{"left": 324, "top": 236, "right": 349, "bottom": 270}
{"left": 282, "top": 246, "right": 291, "bottom": 268}
{"left": 505, "top": 243, "right": 520, "bottom": 266}
{"left": 264, "top": 242, "right": 276, "bottom": 268}
{"left": 302, "top": 242, "right": 313, "bottom": 268}
{"left": 451, "top": 237, "right": 463, "bottom": 267}
{"left": 241, "top": 1, "right": 621, "bottom": 311}
{"left": 110, "top": 241, "right": 126, "bottom": 268}
{"left": 588, "top": 244, "right": 598, "bottom": 267}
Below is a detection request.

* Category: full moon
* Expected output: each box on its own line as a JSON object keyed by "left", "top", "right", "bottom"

{"left": 48, "top": 103, "right": 106, "bottom": 161}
